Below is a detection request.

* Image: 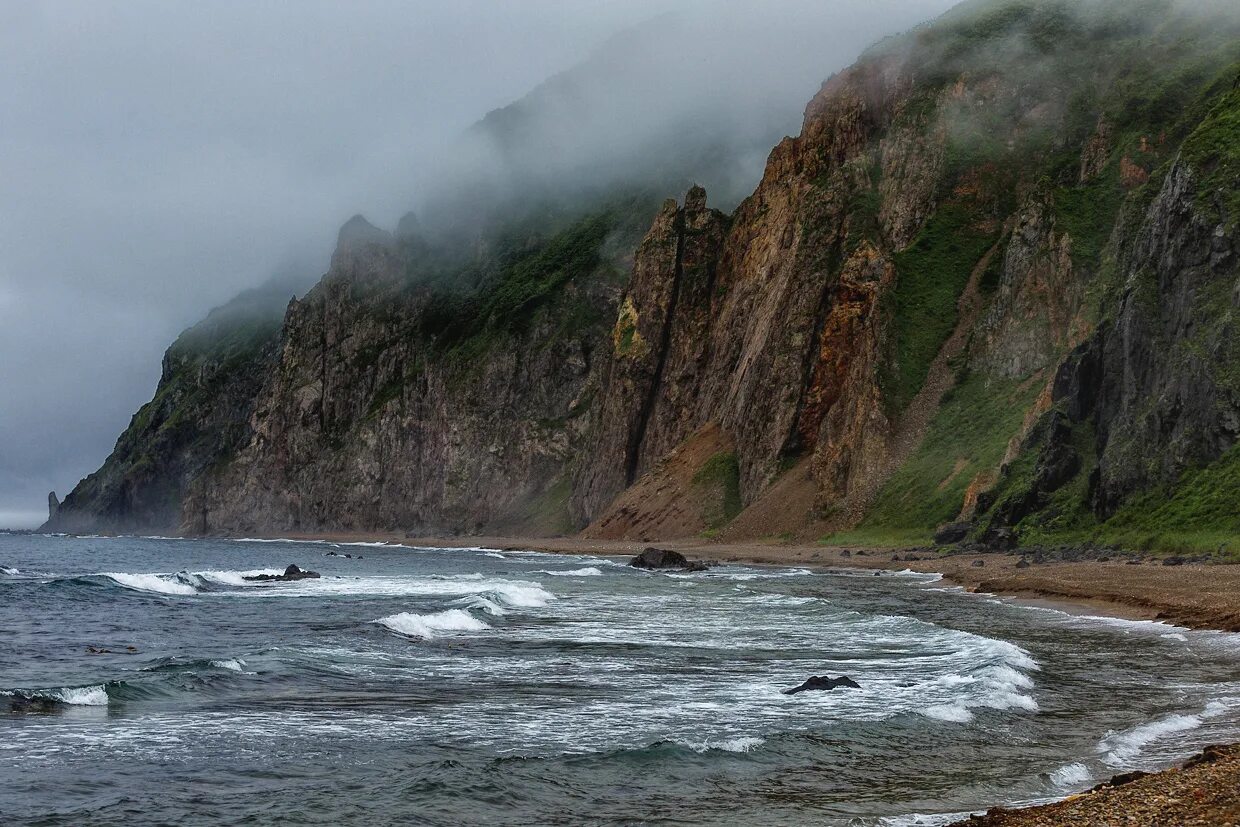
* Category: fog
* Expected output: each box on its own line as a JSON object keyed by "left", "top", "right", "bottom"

{"left": 0, "top": 0, "right": 959, "bottom": 528}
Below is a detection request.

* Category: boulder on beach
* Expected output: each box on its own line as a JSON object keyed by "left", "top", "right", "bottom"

{"left": 783, "top": 675, "right": 861, "bottom": 695}
{"left": 243, "top": 564, "right": 320, "bottom": 582}
{"left": 629, "top": 547, "right": 709, "bottom": 572}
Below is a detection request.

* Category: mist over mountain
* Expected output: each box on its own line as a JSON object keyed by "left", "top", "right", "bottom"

{"left": 0, "top": 0, "right": 957, "bottom": 527}
{"left": 39, "top": 0, "right": 1240, "bottom": 557}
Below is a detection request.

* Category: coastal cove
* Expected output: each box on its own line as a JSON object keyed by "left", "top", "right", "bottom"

{"left": 4, "top": 532, "right": 1240, "bottom": 825}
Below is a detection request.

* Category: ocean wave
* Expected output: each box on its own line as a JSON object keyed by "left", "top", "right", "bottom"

{"left": 920, "top": 703, "right": 975, "bottom": 723}
{"left": 882, "top": 811, "right": 980, "bottom": 827}
{"left": 479, "top": 582, "right": 555, "bottom": 608}
{"left": 0, "top": 565, "right": 19, "bottom": 575}
{"left": 208, "top": 658, "right": 246, "bottom": 672}
{"left": 102, "top": 572, "right": 198, "bottom": 596}
{"left": 1049, "top": 762, "right": 1093, "bottom": 788}
{"left": 177, "top": 569, "right": 283, "bottom": 589}
{"left": 5, "top": 684, "right": 110, "bottom": 708}
{"left": 202, "top": 573, "right": 557, "bottom": 605}
{"left": 455, "top": 595, "right": 509, "bottom": 616}
{"left": 538, "top": 567, "right": 603, "bottom": 577}
{"left": 376, "top": 609, "right": 490, "bottom": 639}
{"left": 681, "top": 736, "right": 765, "bottom": 753}
{"left": 699, "top": 567, "right": 815, "bottom": 582}
{"left": 1097, "top": 701, "right": 1230, "bottom": 766}
{"left": 916, "top": 639, "right": 1040, "bottom": 724}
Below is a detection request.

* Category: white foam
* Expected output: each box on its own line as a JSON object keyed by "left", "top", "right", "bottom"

{"left": 683, "top": 736, "right": 765, "bottom": 753}
{"left": 484, "top": 552, "right": 507, "bottom": 559}
{"left": 208, "top": 574, "right": 556, "bottom": 606}
{"left": 53, "top": 685, "right": 110, "bottom": 706}
{"left": 882, "top": 811, "right": 981, "bottom": 827}
{"left": 209, "top": 659, "right": 246, "bottom": 672}
{"left": 455, "top": 595, "right": 508, "bottom": 616}
{"left": 1098, "top": 711, "right": 1205, "bottom": 766}
{"left": 1049, "top": 762, "right": 1092, "bottom": 788}
{"left": 103, "top": 572, "right": 198, "bottom": 596}
{"left": 187, "top": 569, "right": 283, "bottom": 587}
{"left": 484, "top": 582, "right": 556, "bottom": 608}
{"left": 376, "top": 609, "right": 490, "bottom": 639}
{"left": 0, "top": 565, "right": 18, "bottom": 575}
{"left": 539, "top": 567, "right": 603, "bottom": 577}
{"left": 921, "top": 703, "right": 974, "bottom": 723}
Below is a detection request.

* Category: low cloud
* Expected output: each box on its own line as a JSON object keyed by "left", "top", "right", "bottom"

{"left": 0, "top": 0, "right": 958, "bottom": 527}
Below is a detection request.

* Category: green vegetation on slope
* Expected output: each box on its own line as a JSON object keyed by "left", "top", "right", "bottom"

{"left": 1181, "top": 78, "right": 1240, "bottom": 226}
{"left": 825, "top": 372, "right": 1044, "bottom": 547}
{"left": 1099, "top": 445, "right": 1240, "bottom": 556}
{"left": 881, "top": 204, "right": 999, "bottom": 415}
{"left": 693, "top": 451, "right": 743, "bottom": 532}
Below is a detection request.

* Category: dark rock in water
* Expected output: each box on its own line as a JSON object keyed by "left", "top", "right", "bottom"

{"left": 48, "top": 491, "right": 60, "bottom": 520}
{"left": 783, "top": 675, "right": 861, "bottom": 695}
{"left": 244, "top": 564, "right": 320, "bottom": 582}
{"left": 934, "top": 522, "right": 971, "bottom": 545}
{"left": 629, "top": 548, "right": 709, "bottom": 572}
{"left": 972, "top": 559, "right": 986, "bottom": 568}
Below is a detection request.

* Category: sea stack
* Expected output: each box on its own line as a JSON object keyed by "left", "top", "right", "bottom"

{"left": 47, "top": 491, "right": 59, "bottom": 520}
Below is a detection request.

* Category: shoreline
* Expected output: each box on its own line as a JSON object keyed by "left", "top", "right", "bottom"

{"left": 253, "top": 531, "right": 1240, "bottom": 633}
{"left": 26, "top": 528, "right": 1240, "bottom": 823}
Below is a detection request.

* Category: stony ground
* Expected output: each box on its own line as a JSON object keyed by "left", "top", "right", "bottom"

{"left": 952, "top": 745, "right": 1240, "bottom": 826}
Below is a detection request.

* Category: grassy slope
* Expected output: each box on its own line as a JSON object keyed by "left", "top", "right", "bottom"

{"left": 827, "top": 3, "right": 1240, "bottom": 552}
{"left": 828, "top": 373, "right": 1043, "bottom": 547}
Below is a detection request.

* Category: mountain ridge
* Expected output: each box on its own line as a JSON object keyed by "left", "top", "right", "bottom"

{"left": 47, "top": 0, "right": 1240, "bottom": 556}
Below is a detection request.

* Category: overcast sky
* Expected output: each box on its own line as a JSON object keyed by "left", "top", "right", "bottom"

{"left": 0, "top": 0, "right": 956, "bottom": 529}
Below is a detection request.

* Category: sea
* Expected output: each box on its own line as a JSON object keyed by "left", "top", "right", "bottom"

{"left": 3, "top": 533, "right": 1240, "bottom": 826}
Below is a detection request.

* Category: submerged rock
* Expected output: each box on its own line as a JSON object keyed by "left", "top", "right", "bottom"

{"left": 783, "top": 675, "right": 861, "bottom": 696}
{"left": 244, "top": 564, "right": 320, "bottom": 582}
{"left": 629, "top": 547, "right": 709, "bottom": 572}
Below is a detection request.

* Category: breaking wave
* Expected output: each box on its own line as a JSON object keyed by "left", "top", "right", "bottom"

{"left": 376, "top": 609, "right": 490, "bottom": 639}
{"left": 4, "top": 684, "right": 110, "bottom": 708}
{"left": 1097, "top": 701, "right": 1230, "bottom": 766}
{"left": 103, "top": 572, "right": 198, "bottom": 596}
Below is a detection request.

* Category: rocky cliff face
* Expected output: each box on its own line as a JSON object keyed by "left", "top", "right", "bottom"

{"left": 44, "top": 283, "right": 289, "bottom": 533}
{"left": 49, "top": 0, "right": 1240, "bottom": 552}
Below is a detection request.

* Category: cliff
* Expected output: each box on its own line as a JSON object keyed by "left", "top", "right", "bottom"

{"left": 49, "top": 0, "right": 1240, "bottom": 553}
